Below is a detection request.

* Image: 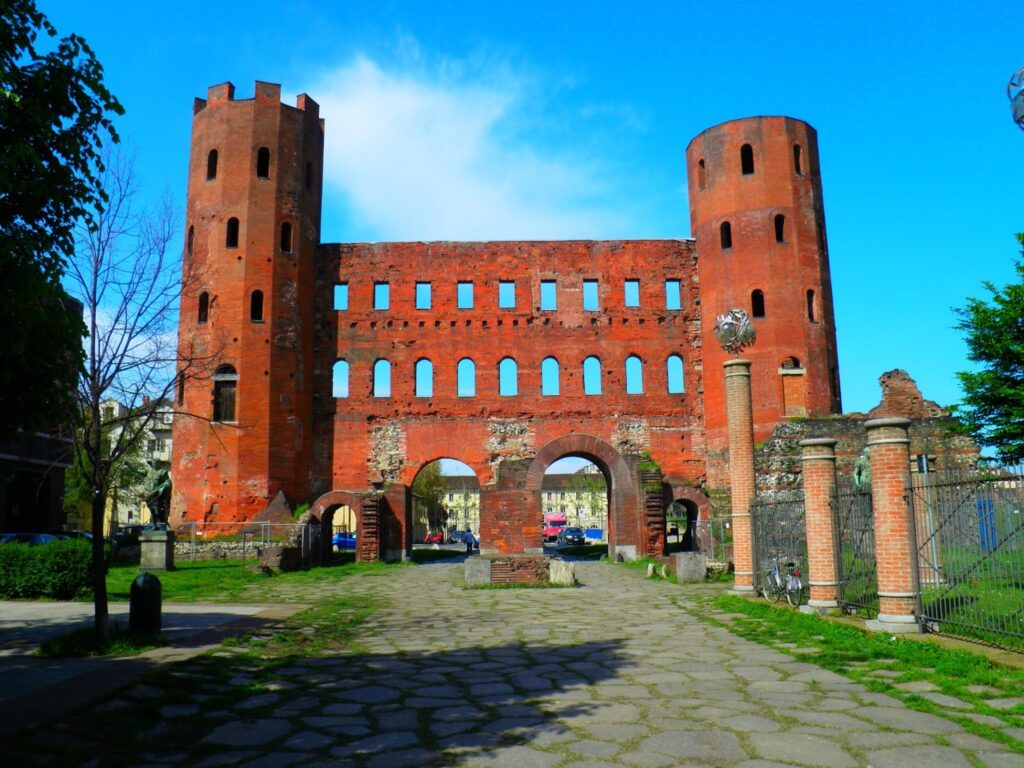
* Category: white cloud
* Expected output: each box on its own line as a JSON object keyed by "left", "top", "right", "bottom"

{"left": 311, "top": 54, "right": 628, "bottom": 242}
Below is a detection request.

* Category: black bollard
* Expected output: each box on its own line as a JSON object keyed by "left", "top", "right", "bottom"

{"left": 129, "top": 572, "right": 162, "bottom": 635}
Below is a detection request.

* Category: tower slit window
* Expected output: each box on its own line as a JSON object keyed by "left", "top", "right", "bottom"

{"left": 720, "top": 221, "right": 732, "bottom": 250}
{"left": 751, "top": 289, "right": 765, "bottom": 318}
{"left": 256, "top": 147, "right": 270, "bottom": 178}
{"left": 197, "top": 292, "right": 209, "bottom": 324}
{"left": 305, "top": 161, "right": 313, "bottom": 191}
{"left": 793, "top": 144, "right": 803, "bottom": 175}
{"left": 280, "top": 222, "right": 293, "bottom": 253}
{"left": 212, "top": 365, "right": 238, "bottom": 423}
{"left": 187, "top": 226, "right": 194, "bottom": 257}
{"left": 697, "top": 158, "right": 706, "bottom": 190}
{"left": 774, "top": 214, "right": 786, "bottom": 243}
{"left": 741, "top": 143, "right": 754, "bottom": 175}
{"left": 806, "top": 289, "right": 816, "bottom": 322}
{"left": 225, "top": 217, "right": 239, "bottom": 248}
{"left": 206, "top": 149, "right": 218, "bottom": 180}
{"left": 250, "top": 290, "right": 264, "bottom": 322}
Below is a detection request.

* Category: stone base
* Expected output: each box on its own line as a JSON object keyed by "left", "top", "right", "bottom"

{"left": 612, "top": 545, "right": 637, "bottom": 562}
{"left": 669, "top": 552, "right": 707, "bottom": 583}
{"left": 800, "top": 599, "right": 838, "bottom": 616}
{"left": 866, "top": 614, "right": 922, "bottom": 634}
{"left": 464, "top": 555, "right": 576, "bottom": 587}
{"left": 139, "top": 530, "right": 175, "bottom": 571}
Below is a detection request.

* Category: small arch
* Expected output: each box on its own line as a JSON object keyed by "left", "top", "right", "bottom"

{"left": 666, "top": 355, "right": 685, "bottom": 394}
{"left": 774, "top": 214, "right": 786, "bottom": 243}
{"left": 280, "top": 222, "right": 293, "bottom": 253}
{"left": 206, "top": 149, "right": 218, "bottom": 180}
{"left": 697, "top": 158, "right": 706, "bottom": 190}
{"left": 781, "top": 355, "right": 802, "bottom": 369}
{"left": 212, "top": 364, "right": 238, "bottom": 423}
{"left": 720, "top": 221, "right": 732, "bottom": 250}
{"left": 806, "top": 289, "right": 816, "bottom": 322}
{"left": 256, "top": 147, "right": 270, "bottom": 178}
{"left": 751, "top": 289, "right": 765, "bottom": 318}
{"left": 583, "top": 356, "right": 602, "bottom": 395}
{"left": 197, "top": 292, "right": 209, "bottom": 324}
{"left": 793, "top": 144, "right": 803, "bottom": 175}
{"left": 250, "top": 290, "right": 264, "bottom": 322}
{"left": 625, "top": 355, "right": 643, "bottom": 394}
{"left": 332, "top": 360, "right": 349, "bottom": 398}
{"left": 225, "top": 217, "right": 239, "bottom": 248}
{"left": 499, "top": 357, "right": 518, "bottom": 397}
{"left": 373, "top": 359, "right": 391, "bottom": 398}
{"left": 541, "top": 357, "right": 560, "bottom": 396}
{"left": 186, "top": 226, "right": 194, "bottom": 256}
{"left": 457, "top": 358, "right": 476, "bottom": 397}
{"left": 415, "top": 358, "right": 433, "bottom": 398}
{"left": 740, "top": 143, "right": 754, "bottom": 175}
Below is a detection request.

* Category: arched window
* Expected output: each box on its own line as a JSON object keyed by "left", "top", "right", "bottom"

{"left": 720, "top": 221, "right": 732, "bottom": 250}
{"left": 781, "top": 356, "right": 802, "bottom": 369}
{"left": 541, "top": 357, "right": 559, "bottom": 396}
{"left": 225, "top": 217, "right": 239, "bottom": 248}
{"left": 793, "top": 144, "right": 803, "bottom": 175}
{"left": 212, "top": 365, "right": 237, "bottom": 422}
{"left": 305, "top": 161, "right": 313, "bottom": 191}
{"left": 256, "top": 147, "right": 270, "bottom": 178}
{"left": 751, "top": 289, "right": 765, "bottom": 318}
{"left": 806, "top": 289, "right": 816, "bottom": 322}
{"left": 625, "top": 355, "right": 643, "bottom": 394}
{"left": 415, "top": 359, "right": 433, "bottom": 398}
{"left": 373, "top": 359, "right": 391, "bottom": 398}
{"left": 666, "top": 355, "right": 685, "bottom": 394}
{"left": 197, "top": 292, "right": 209, "bottom": 324}
{"left": 583, "top": 356, "right": 602, "bottom": 395}
{"left": 250, "top": 290, "right": 264, "bottom": 322}
{"left": 280, "top": 222, "right": 292, "bottom": 253}
{"left": 774, "top": 214, "right": 786, "bottom": 243}
{"left": 187, "top": 226, "right": 194, "bottom": 256}
{"left": 206, "top": 149, "right": 218, "bottom": 180}
{"left": 499, "top": 357, "right": 518, "bottom": 396}
{"left": 741, "top": 143, "right": 754, "bottom": 175}
{"left": 697, "top": 158, "right": 706, "bottom": 190}
{"left": 457, "top": 358, "right": 476, "bottom": 397}
{"left": 332, "top": 360, "right": 349, "bottom": 398}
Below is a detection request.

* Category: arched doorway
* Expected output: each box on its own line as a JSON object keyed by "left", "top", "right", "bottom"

{"left": 411, "top": 458, "right": 480, "bottom": 556}
{"left": 667, "top": 499, "right": 699, "bottom": 552}
{"left": 311, "top": 490, "right": 363, "bottom": 563}
{"left": 542, "top": 457, "right": 608, "bottom": 553}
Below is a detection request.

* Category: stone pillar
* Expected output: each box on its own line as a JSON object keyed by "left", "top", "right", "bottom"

{"left": 865, "top": 417, "right": 921, "bottom": 633}
{"left": 799, "top": 438, "right": 839, "bottom": 613}
{"left": 724, "top": 359, "right": 755, "bottom": 592}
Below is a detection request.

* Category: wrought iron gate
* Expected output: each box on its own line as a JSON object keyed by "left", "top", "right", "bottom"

{"left": 832, "top": 480, "right": 878, "bottom": 617}
{"left": 751, "top": 491, "right": 807, "bottom": 599}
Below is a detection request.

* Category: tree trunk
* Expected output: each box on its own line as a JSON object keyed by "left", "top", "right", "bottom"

{"left": 91, "top": 490, "right": 110, "bottom": 641}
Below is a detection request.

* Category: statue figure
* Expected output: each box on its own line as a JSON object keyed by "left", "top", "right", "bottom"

{"left": 713, "top": 308, "right": 757, "bottom": 355}
{"left": 145, "top": 468, "right": 172, "bottom": 528}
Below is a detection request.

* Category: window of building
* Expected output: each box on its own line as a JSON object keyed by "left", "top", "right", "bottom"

{"left": 256, "top": 147, "right": 270, "bottom": 178}
{"left": 212, "top": 365, "right": 238, "bottom": 422}
{"left": 457, "top": 281, "right": 474, "bottom": 309}
{"left": 280, "top": 222, "right": 293, "bottom": 253}
{"left": 540, "top": 280, "right": 557, "bottom": 310}
{"left": 781, "top": 356, "right": 802, "bottom": 369}
{"left": 624, "top": 279, "right": 640, "bottom": 307}
{"left": 499, "top": 357, "right": 518, "bottom": 396}
{"left": 333, "top": 283, "right": 349, "bottom": 310}
{"left": 499, "top": 281, "right": 516, "bottom": 309}
{"left": 187, "top": 226, "right": 194, "bottom": 257}
{"left": 305, "top": 160, "right": 313, "bottom": 191}
{"left": 206, "top": 149, "right": 218, "bottom": 180}
{"left": 583, "top": 356, "right": 602, "bottom": 395}
{"left": 415, "top": 359, "right": 433, "bottom": 398}
{"left": 415, "top": 282, "right": 431, "bottom": 310}
{"left": 226, "top": 217, "right": 239, "bottom": 248}
{"left": 741, "top": 143, "right": 754, "bottom": 175}
{"left": 666, "top": 355, "right": 685, "bottom": 394}
{"left": 583, "top": 280, "right": 599, "bottom": 311}
{"left": 697, "top": 158, "right": 706, "bottom": 190}
{"left": 374, "top": 282, "right": 390, "bottom": 310}
{"left": 147, "top": 439, "right": 156, "bottom": 454}
{"left": 720, "top": 221, "right": 732, "bottom": 250}
{"left": 541, "top": 357, "right": 559, "bottom": 396}
{"left": 373, "top": 359, "right": 391, "bottom": 397}
{"left": 176, "top": 371, "right": 185, "bottom": 405}
{"left": 774, "top": 214, "right": 786, "bottom": 243}
{"left": 625, "top": 355, "right": 644, "bottom": 394}
{"left": 665, "top": 280, "right": 681, "bottom": 311}
{"left": 332, "top": 360, "right": 349, "bottom": 398}
{"left": 198, "top": 291, "right": 209, "bottom": 323}
{"left": 457, "top": 358, "right": 476, "bottom": 397}
{"left": 793, "top": 144, "right": 803, "bottom": 175}
{"left": 807, "top": 289, "right": 816, "bottom": 322}
{"left": 752, "top": 289, "right": 766, "bottom": 318}
{"left": 250, "top": 290, "right": 264, "bottom": 322}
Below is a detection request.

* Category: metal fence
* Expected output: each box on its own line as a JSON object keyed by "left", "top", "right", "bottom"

{"left": 751, "top": 492, "right": 807, "bottom": 598}
{"left": 175, "top": 521, "right": 319, "bottom": 566}
{"left": 693, "top": 517, "right": 733, "bottom": 562}
{"left": 909, "top": 467, "right": 1024, "bottom": 651}
{"left": 832, "top": 479, "right": 878, "bottom": 617}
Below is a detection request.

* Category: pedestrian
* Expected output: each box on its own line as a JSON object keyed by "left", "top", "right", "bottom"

{"left": 464, "top": 527, "right": 475, "bottom": 556}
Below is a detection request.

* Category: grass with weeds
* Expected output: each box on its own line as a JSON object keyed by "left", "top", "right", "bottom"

{"left": 710, "top": 594, "right": 1024, "bottom": 752}
{"left": 36, "top": 625, "right": 166, "bottom": 658}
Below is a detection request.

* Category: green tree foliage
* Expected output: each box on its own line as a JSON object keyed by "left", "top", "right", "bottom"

{"left": 955, "top": 234, "right": 1024, "bottom": 464}
{"left": 413, "top": 460, "right": 448, "bottom": 530}
{"left": 0, "top": 0, "right": 122, "bottom": 437}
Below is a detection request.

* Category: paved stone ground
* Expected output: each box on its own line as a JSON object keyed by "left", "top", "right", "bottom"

{"left": 10, "top": 561, "right": 1024, "bottom": 767}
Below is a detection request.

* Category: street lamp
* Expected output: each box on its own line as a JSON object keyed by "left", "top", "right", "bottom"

{"left": 1010, "top": 66, "right": 1024, "bottom": 132}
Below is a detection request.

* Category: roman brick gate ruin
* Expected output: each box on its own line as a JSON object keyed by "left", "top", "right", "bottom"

{"left": 170, "top": 81, "right": 843, "bottom": 561}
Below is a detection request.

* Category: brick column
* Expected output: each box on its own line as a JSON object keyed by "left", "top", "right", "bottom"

{"left": 724, "top": 359, "right": 755, "bottom": 592}
{"left": 799, "top": 438, "right": 839, "bottom": 612}
{"left": 865, "top": 417, "right": 921, "bottom": 633}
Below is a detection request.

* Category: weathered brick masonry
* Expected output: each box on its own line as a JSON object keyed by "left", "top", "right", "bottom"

{"left": 171, "top": 82, "right": 844, "bottom": 559}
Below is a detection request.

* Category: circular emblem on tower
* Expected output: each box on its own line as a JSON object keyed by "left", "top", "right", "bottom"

{"left": 713, "top": 308, "right": 757, "bottom": 355}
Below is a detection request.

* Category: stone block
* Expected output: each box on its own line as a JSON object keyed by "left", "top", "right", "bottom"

{"left": 549, "top": 559, "right": 576, "bottom": 586}
{"left": 139, "top": 530, "right": 175, "bottom": 571}
{"left": 464, "top": 557, "right": 492, "bottom": 586}
{"left": 257, "top": 545, "right": 303, "bottom": 572}
{"left": 671, "top": 552, "right": 707, "bottom": 582}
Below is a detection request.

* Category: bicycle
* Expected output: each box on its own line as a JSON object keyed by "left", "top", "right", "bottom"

{"left": 758, "top": 556, "right": 803, "bottom": 608}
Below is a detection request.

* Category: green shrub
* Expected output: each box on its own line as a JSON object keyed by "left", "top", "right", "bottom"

{"left": 0, "top": 539, "right": 96, "bottom": 599}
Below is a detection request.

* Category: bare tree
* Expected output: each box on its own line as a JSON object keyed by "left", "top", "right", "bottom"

{"left": 64, "top": 148, "right": 201, "bottom": 639}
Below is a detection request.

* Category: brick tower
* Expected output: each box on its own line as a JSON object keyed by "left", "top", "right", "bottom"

{"left": 171, "top": 82, "right": 324, "bottom": 523}
{"left": 686, "top": 117, "right": 841, "bottom": 482}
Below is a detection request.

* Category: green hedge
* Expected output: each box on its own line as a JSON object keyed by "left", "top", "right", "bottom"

{"left": 0, "top": 539, "right": 98, "bottom": 599}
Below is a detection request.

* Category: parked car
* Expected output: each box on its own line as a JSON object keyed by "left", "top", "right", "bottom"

{"left": 557, "top": 526, "right": 586, "bottom": 546}
{"left": 332, "top": 531, "right": 357, "bottom": 551}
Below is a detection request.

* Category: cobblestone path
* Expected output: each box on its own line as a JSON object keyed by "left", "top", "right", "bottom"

{"left": 19, "top": 562, "right": 1024, "bottom": 767}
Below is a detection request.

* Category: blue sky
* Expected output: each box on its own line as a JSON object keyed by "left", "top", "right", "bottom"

{"left": 45, "top": 0, "right": 1023, "bottom": 425}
